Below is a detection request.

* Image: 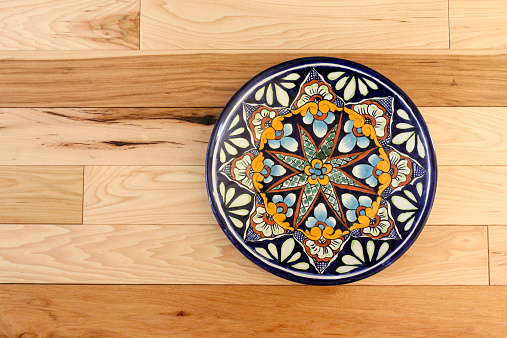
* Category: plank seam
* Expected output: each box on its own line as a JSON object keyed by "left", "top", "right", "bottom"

{"left": 487, "top": 225, "right": 491, "bottom": 285}
{"left": 139, "top": 0, "right": 142, "bottom": 50}
{"left": 82, "top": 166, "right": 85, "bottom": 225}
{"left": 447, "top": 0, "right": 451, "bottom": 49}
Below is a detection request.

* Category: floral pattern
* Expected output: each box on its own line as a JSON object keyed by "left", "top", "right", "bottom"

{"left": 230, "top": 153, "right": 256, "bottom": 190}
{"left": 248, "top": 107, "right": 278, "bottom": 142}
{"left": 213, "top": 63, "right": 432, "bottom": 283}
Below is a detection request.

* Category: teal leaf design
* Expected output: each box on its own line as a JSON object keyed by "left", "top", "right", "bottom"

{"left": 271, "top": 173, "right": 307, "bottom": 191}
{"left": 297, "top": 183, "right": 320, "bottom": 224}
{"left": 274, "top": 154, "right": 308, "bottom": 171}
{"left": 321, "top": 183, "right": 342, "bottom": 218}
{"left": 300, "top": 128, "right": 317, "bottom": 161}
{"left": 327, "top": 168, "right": 358, "bottom": 187}
{"left": 327, "top": 156, "right": 357, "bottom": 167}
{"left": 316, "top": 125, "right": 338, "bottom": 160}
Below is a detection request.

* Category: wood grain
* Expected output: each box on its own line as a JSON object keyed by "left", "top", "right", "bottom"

{"left": 450, "top": 0, "right": 507, "bottom": 48}
{"left": 427, "top": 166, "right": 507, "bottom": 226}
{"left": 0, "top": 108, "right": 212, "bottom": 165}
{"left": 490, "top": 226, "right": 507, "bottom": 285}
{"left": 2, "top": 51, "right": 507, "bottom": 107}
{"left": 83, "top": 166, "right": 211, "bottom": 225}
{"left": 0, "top": 166, "right": 83, "bottom": 224}
{"left": 426, "top": 107, "right": 507, "bottom": 166}
{"left": 0, "top": 107, "right": 505, "bottom": 166}
{"left": 0, "top": 225, "right": 488, "bottom": 285}
{"left": 2, "top": 285, "right": 506, "bottom": 337}
{"left": 83, "top": 165, "right": 506, "bottom": 226}
{"left": 140, "top": 0, "right": 448, "bottom": 50}
{"left": 0, "top": 0, "right": 140, "bottom": 50}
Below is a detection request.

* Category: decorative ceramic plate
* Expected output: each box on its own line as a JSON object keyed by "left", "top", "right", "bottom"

{"left": 206, "top": 57, "right": 437, "bottom": 285}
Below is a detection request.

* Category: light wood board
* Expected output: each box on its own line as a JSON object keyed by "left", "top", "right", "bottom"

{"left": 0, "top": 0, "right": 140, "bottom": 50}
{"left": 83, "top": 165, "right": 507, "bottom": 226}
{"left": 0, "top": 225, "right": 488, "bottom": 285}
{"left": 0, "top": 166, "right": 83, "bottom": 224}
{"left": 0, "top": 107, "right": 506, "bottom": 166}
{"left": 450, "top": 0, "right": 507, "bottom": 48}
{"left": 490, "top": 226, "right": 507, "bottom": 285}
{"left": 141, "top": 0, "right": 449, "bottom": 50}
{"left": 0, "top": 285, "right": 505, "bottom": 337}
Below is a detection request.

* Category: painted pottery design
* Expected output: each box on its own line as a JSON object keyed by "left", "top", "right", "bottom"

{"left": 206, "top": 57, "right": 437, "bottom": 284}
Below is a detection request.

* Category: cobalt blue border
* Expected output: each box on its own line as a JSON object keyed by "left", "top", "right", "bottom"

{"left": 205, "top": 57, "right": 438, "bottom": 285}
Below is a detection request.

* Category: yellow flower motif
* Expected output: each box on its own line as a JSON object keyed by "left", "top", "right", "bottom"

{"left": 251, "top": 153, "right": 267, "bottom": 192}
{"left": 301, "top": 226, "right": 349, "bottom": 241}
{"left": 374, "top": 148, "right": 392, "bottom": 196}
{"left": 259, "top": 116, "right": 285, "bottom": 150}
{"left": 304, "top": 159, "right": 332, "bottom": 185}
{"left": 349, "top": 196, "right": 383, "bottom": 231}
{"left": 291, "top": 100, "right": 343, "bottom": 118}
{"left": 256, "top": 195, "right": 294, "bottom": 231}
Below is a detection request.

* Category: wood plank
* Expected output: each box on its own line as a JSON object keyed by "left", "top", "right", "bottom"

{"left": 0, "top": 0, "right": 139, "bottom": 50}
{"left": 0, "top": 107, "right": 505, "bottom": 166}
{"left": 83, "top": 165, "right": 507, "bottom": 226}
{"left": 426, "top": 107, "right": 507, "bottom": 166}
{"left": 140, "top": 0, "right": 448, "bottom": 50}
{"left": 489, "top": 226, "right": 507, "bottom": 285}
{"left": 450, "top": 0, "right": 507, "bottom": 48}
{"left": 83, "top": 166, "right": 211, "bottom": 225}
{"left": 0, "top": 108, "right": 212, "bottom": 165}
{"left": 0, "top": 166, "right": 83, "bottom": 224}
{"left": 2, "top": 286, "right": 505, "bottom": 337}
{"left": 0, "top": 225, "right": 488, "bottom": 285}
{"left": 427, "top": 166, "right": 507, "bottom": 226}
{"left": 2, "top": 51, "right": 507, "bottom": 107}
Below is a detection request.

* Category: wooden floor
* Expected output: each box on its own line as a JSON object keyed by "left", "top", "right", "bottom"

{"left": 0, "top": 0, "right": 506, "bottom": 336}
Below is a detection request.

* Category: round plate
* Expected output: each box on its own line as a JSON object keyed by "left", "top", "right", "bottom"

{"left": 206, "top": 57, "right": 437, "bottom": 285}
